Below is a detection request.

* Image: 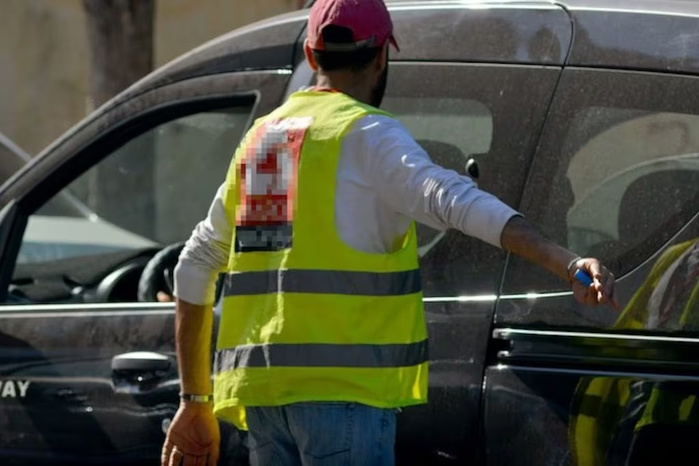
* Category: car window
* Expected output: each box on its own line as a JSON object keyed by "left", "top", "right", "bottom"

{"left": 506, "top": 69, "right": 699, "bottom": 295}
{"left": 384, "top": 96, "right": 492, "bottom": 160}
{"left": 384, "top": 63, "right": 560, "bottom": 296}
{"left": 565, "top": 109, "right": 699, "bottom": 261}
{"left": 17, "top": 106, "right": 252, "bottom": 266}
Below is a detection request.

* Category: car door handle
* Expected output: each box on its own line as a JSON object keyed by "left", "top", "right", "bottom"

{"left": 111, "top": 352, "right": 172, "bottom": 394}
{"left": 111, "top": 351, "right": 171, "bottom": 373}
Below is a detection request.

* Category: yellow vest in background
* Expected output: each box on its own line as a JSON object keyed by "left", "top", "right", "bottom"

{"left": 212, "top": 90, "right": 428, "bottom": 429}
{"left": 570, "top": 239, "right": 699, "bottom": 465}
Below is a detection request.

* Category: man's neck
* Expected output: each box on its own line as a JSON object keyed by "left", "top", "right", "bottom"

{"left": 315, "top": 73, "right": 371, "bottom": 105}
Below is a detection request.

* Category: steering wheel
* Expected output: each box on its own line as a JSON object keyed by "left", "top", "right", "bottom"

{"left": 137, "top": 242, "right": 185, "bottom": 302}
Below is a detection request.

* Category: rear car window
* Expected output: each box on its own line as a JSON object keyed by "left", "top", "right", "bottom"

{"left": 562, "top": 108, "right": 699, "bottom": 267}
{"left": 506, "top": 69, "right": 699, "bottom": 294}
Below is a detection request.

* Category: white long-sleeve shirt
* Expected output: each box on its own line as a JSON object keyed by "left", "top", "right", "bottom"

{"left": 174, "top": 114, "right": 520, "bottom": 305}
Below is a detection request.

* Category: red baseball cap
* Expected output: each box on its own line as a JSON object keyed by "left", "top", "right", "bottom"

{"left": 307, "top": 0, "right": 399, "bottom": 52}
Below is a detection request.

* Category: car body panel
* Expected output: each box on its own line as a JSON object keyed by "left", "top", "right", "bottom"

{"left": 2, "top": 1, "right": 699, "bottom": 465}
{"left": 0, "top": 304, "right": 177, "bottom": 465}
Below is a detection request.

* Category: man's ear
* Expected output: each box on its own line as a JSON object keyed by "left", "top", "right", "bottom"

{"left": 375, "top": 43, "right": 389, "bottom": 74}
{"left": 304, "top": 40, "right": 319, "bottom": 71}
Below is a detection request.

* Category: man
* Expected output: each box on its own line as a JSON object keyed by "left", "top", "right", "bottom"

{"left": 162, "top": 0, "right": 618, "bottom": 465}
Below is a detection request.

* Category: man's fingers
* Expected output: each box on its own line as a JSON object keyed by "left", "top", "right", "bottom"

{"left": 600, "top": 271, "right": 620, "bottom": 310}
{"left": 586, "top": 286, "right": 599, "bottom": 306}
{"left": 207, "top": 445, "right": 220, "bottom": 466}
{"left": 183, "top": 452, "right": 204, "bottom": 466}
{"left": 602, "top": 272, "right": 614, "bottom": 297}
{"left": 572, "top": 281, "right": 587, "bottom": 303}
{"left": 585, "top": 259, "right": 603, "bottom": 281}
{"left": 157, "top": 291, "right": 174, "bottom": 303}
{"left": 161, "top": 441, "right": 174, "bottom": 466}
{"left": 176, "top": 450, "right": 211, "bottom": 466}
{"left": 595, "top": 268, "right": 620, "bottom": 310}
{"left": 167, "top": 439, "right": 217, "bottom": 466}
{"left": 573, "top": 281, "right": 600, "bottom": 307}
{"left": 169, "top": 447, "right": 184, "bottom": 466}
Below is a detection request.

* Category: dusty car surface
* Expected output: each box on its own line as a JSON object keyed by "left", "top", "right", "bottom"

{"left": 2, "top": 0, "right": 699, "bottom": 464}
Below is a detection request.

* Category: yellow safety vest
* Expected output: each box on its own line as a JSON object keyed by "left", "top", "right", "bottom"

{"left": 570, "top": 239, "right": 699, "bottom": 465}
{"left": 212, "top": 90, "right": 428, "bottom": 429}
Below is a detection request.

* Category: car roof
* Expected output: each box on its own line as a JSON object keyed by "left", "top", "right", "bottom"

{"left": 67, "top": 0, "right": 699, "bottom": 119}
{"left": 383, "top": 0, "right": 699, "bottom": 16}
{"left": 564, "top": 0, "right": 699, "bottom": 15}
{"left": 299, "top": 0, "right": 699, "bottom": 73}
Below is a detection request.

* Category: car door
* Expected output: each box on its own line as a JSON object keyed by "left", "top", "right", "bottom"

{"left": 380, "top": 63, "right": 559, "bottom": 465}
{"left": 486, "top": 69, "right": 699, "bottom": 465}
{"left": 0, "top": 70, "right": 289, "bottom": 465}
{"left": 370, "top": 2, "right": 573, "bottom": 463}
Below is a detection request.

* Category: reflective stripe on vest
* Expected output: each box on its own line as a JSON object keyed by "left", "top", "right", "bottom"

{"left": 222, "top": 269, "right": 422, "bottom": 296}
{"left": 215, "top": 340, "right": 429, "bottom": 370}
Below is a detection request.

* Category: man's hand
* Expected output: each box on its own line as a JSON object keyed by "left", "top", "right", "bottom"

{"left": 157, "top": 291, "right": 174, "bottom": 303}
{"left": 569, "top": 258, "right": 620, "bottom": 310}
{"left": 162, "top": 402, "right": 220, "bottom": 466}
{"left": 501, "top": 216, "right": 620, "bottom": 309}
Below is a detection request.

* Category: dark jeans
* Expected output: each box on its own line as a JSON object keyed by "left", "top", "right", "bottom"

{"left": 245, "top": 402, "right": 397, "bottom": 466}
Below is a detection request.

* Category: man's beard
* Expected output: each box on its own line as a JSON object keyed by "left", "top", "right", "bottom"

{"left": 370, "top": 65, "right": 388, "bottom": 108}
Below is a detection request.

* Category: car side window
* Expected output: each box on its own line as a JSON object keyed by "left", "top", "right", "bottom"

{"left": 383, "top": 63, "right": 560, "bottom": 296}
{"left": 8, "top": 102, "right": 254, "bottom": 304}
{"left": 506, "top": 70, "right": 699, "bottom": 294}
{"left": 563, "top": 109, "right": 699, "bottom": 263}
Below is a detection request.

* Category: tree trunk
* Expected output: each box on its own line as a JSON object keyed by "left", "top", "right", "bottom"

{"left": 82, "top": 0, "right": 156, "bottom": 240}
{"left": 83, "top": 0, "right": 155, "bottom": 108}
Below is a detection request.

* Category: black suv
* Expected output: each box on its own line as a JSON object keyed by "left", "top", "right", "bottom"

{"left": 2, "top": 0, "right": 699, "bottom": 464}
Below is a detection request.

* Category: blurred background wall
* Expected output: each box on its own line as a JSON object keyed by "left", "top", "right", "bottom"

{"left": 0, "top": 0, "right": 303, "bottom": 156}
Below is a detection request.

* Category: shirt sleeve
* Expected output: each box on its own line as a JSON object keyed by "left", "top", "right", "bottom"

{"left": 354, "top": 114, "right": 521, "bottom": 249}
{"left": 173, "top": 183, "right": 232, "bottom": 305}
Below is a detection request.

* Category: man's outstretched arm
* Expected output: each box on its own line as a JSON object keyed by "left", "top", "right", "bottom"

{"left": 362, "top": 117, "right": 620, "bottom": 309}
{"left": 501, "top": 215, "right": 619, "bottom": 309}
